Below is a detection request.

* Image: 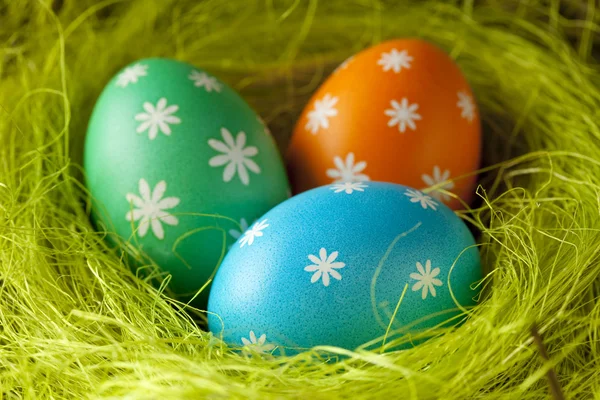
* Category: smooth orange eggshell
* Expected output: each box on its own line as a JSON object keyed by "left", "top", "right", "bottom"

{"left": 286, "top": 38, "right": 481, "bottom": 209}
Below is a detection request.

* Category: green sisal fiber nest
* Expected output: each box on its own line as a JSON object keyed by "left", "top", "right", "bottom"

{"left": 1, "top": 0, "right": 600, "bottom": 398}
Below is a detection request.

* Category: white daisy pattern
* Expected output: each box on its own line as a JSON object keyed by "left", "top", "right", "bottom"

{"left": 189, "top": 70, "right": 222, "bottom": 92}
{"left": 384, "top": 98, "right": 422, "bottom": 133}
{"left": 410, "top": 260, "right": 443, "bottom": 300}
{"left": 241, "top": 331, "right": 275, "bottom": 353}
{"left": 422, "top": 166, "right": 455, "bottom": 203}
{"left": 208, "top": 128, "right": 261, "bottom": 185}
{"left": 305, "top": 93, "right": 339, "bottom": 134}
{"left": 239, "top": 219, "right": 269, "bottom": 248}
{"left": 326, "top": 152, "right": 370, "bottom": 183}
{"left": 134, "top": 98, "right": 181, "bottom": 140}
{"left": 116, "top": 63, "right": 148, "bottom": 87}
{"left": 457, "top": 91, "right": 476, "bottom": 122}
{"left": 377, "top": 49, "right": 413, "bottom": 73}
{"left": 330, "top": 182, "right": 368, "bottom": 194}
{"left": 405, "top": 188, "right": 438, "bottom": 210}
{"left": 125, "top": 179, "right": 180, "bottom": 240}
{"left": 229, "top": 218, "right": 250, "bottom": 241}
{"left": 304, "top": 248, "right": 346, "bottom": 287}
{"left": 228, "top": 218, "right": 250, "bottom": 249}
{"left": 334, "top": 55, "right": 354, "bottom": 73}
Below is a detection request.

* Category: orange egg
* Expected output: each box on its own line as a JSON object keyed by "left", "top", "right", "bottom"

{"left": 286, "top": 38, "right": 481, "bottom": 209}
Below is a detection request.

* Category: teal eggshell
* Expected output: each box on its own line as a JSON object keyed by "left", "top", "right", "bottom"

{"left": 208, "top": 182, "right": 482, "bottom": 353}
{"left": 84, "top": 58, "right": 290, "bottom": 301}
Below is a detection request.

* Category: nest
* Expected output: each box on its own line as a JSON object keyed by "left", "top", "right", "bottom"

{"left": 0, "top": 0, "right": 599, "bottom": 398}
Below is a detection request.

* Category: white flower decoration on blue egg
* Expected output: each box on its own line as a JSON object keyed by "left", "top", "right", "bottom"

{"left": 330, "top": 182, "right": 368, "bottom": 194}
{"left": 404, "top": 188, "right": 438, "bottom": 210}
{"left": 304, "top": 248, "right": 346, "bottom": 286}
{"left": 239, "top": 219, "right": 269, "bottom": 248}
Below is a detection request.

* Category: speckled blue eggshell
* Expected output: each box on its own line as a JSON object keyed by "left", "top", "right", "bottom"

{"left": 207, "top": 182, "right": 482, "bottom": 353}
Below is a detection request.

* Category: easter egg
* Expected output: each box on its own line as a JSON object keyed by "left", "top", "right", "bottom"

{"left": 84, "top": 58, "right": 290, "bottom": 302}
{"left": 286, "top": 38, "right": 481, "bottom": 210}
{"left": 208, "top": 182, "right": 482, "bottom": 353}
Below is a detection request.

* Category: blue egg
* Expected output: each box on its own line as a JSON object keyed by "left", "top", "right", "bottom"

{"left": 208, "top": 182, "right": 482, "bottom": 353}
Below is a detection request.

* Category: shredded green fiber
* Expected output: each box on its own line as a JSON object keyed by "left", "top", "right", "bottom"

{"left": 1, "top": 0, "right": 600, "bottom": 398}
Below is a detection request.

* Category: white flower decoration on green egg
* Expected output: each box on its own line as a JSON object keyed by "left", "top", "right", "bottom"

{"left": 189, "top": 70, "right": 222, "bottom": 92}
{"left": 134, "top": 97, "right": 181, "bottom": 140}
{"left": 116, "top": 63, "right": 148, "bottom": 87}
{"left": 228, "top": 218, "right": 250, "bottom": 249}
{"left": 125, "top": 179, "right": 180, "bottom": 240}
{"left": 208, "top": 128, "right": 261, "bottom": 186}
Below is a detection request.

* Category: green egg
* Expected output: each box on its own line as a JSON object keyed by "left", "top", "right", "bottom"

{"left": 84, "top": 58, "right": 290, "bottom": 303}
